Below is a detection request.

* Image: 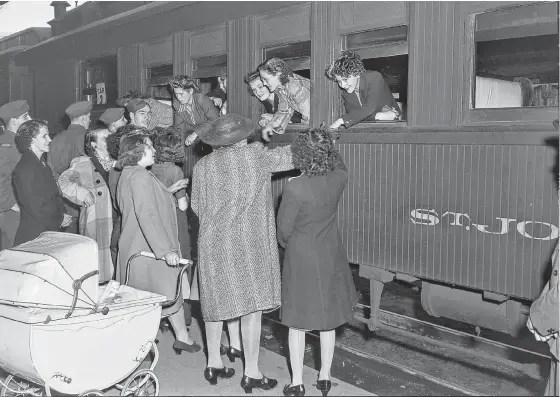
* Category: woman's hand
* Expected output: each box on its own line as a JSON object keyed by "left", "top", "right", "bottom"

{"left": 527, "top": 317, "right": 555, "bottom": 342}
{"left": 168, "top": 178, "right": 189, "bottom": 194}
{"left": 83, "top": 191, "right": 96, "bottom": 207}
{"left": 259, "top": 113, "right": 274, "bottom": 127}
{"left": 211, "top": 97, "right": 223, "bottom": 108}
{"left": 163, "top": 251, "right": 180, "bottom": 267}
{"left": 375, "top": 107, "right": 400, "bottom": 121}
{"left": 185, "top": 132, "right": 198, "bottom": 147}
{"left": 61, "top": 213, "right": 72, "bottom": 228}
{"left": 329, "top": 118, "right": 345, "bottom": 130}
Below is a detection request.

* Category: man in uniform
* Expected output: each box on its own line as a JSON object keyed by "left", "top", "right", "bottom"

{"left": 48, "top": 100, "right": 92, "bottom": 234}
{"left": 126, "top": 98, "right": 151, "bottom": 129}
{"left": 99, "top": 107, "right": 127, "bottom": 133}
{"left": 0, "top": 100, "right": 31, "bottom": 249}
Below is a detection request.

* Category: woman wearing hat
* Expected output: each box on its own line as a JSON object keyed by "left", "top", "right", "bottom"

{"left": 325, "top": 50, "right": 401, "bottom": 131}
{"left": 277, "top": 128, "right": 357, "bottom": 397}
{"left": 12, "top": 120, "right": 72, "bottom": 245}
{"left": 191, "top": 114, "right": 294, "bottom": 391}
{"left": 116, "top": 133, "right": 200, "bottom": 353}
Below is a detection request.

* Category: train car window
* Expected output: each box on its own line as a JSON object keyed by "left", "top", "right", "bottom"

{"left": 82, "top": 55, "right": 118, "bottom": 110}
{"left": 344, "top": 26, "right": 408, "bottom": 122}
{"left": 473, "top": 3, "right": 559, "bottom": 109}
{"left": 145, "top": 63, "right": 173, "bottom": 100}
{"left": 192, "top": 54, "right": 227, "bottom": 95}
{"left": 263, "top": 41, "right": 311, "bottom": 80}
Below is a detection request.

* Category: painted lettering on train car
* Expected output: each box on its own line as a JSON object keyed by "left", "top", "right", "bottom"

{"left": 409, "top": 209, "right": 559, "bottom": 240}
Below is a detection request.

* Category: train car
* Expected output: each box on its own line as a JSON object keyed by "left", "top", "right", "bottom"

{"left": 13, "top": 1, "right": 559, "bottom": 337}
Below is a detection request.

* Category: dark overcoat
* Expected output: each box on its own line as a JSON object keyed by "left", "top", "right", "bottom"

{"left": 277, "top": 153, "right": 358, "bottom": 330}
{"left": 13, "top": 150, "right": 65, "bottom": 245}
{"left": 0, "top": 129, "right": 21, "bottom": 248}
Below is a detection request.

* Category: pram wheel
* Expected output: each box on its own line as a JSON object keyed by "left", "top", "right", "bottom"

{"left": 120, "top": 369, "right": 159, "bottom": 396}
{"left": 78, "top": 390, "right": 104, "bottom": 396}
{"left": 0, "top": 374, "right": 43, "bottom": 397}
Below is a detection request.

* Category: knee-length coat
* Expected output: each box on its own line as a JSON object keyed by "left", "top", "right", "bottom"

{"left": 116, "top": 165, "right": 183, "bottom": 316}
{"left": 191, "top": 143, "right": 293, "bottom": 321}
{"left": 58, "top": 156, "right": 114, "bottom": 282}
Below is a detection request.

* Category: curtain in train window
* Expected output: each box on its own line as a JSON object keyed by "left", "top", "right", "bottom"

{"left": 343, "top": 26, "right": 408, "bottom": 122}
{"left": 146, "top": 63, "right": 173, "bottom": 102}
{"left": 473, "top": 3, "right": 559, "bottom": 109}
{"left": 82, "top": 55, "right": 118, "bottom": 110}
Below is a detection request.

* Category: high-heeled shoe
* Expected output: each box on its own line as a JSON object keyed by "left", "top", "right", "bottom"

{"left": 172, "top": 339, "right": 201, "bottom": 355}
{"left": 283, "top": 384, "right": 305, "bottom": 396}
{"left": 315, "top": 379, "right": 331, "bottom": 396}
{"left": 204, "top": 366, "right": 235, "bottom": 385}
{"left": 240, "top": 375, "right": 278, "bottom": 393}
{"left": 226, "top": 346, "right": 243, "bottom": 362}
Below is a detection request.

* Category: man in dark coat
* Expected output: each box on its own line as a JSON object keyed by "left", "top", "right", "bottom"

{"left": 99, "top": 107, "right": 127, "bottom": 133}
{"left": 0, "top": 100, "right": 31, "bottom": 249}
{"left": 48, "top": 101, "right": 92, "bottom": 234}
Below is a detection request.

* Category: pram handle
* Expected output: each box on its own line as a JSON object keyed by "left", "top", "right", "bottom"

{"left": 65, "top": 270, "right": 99, "bottom": 319}
{"left": 138, "top": 251, "right": 193, "bottom": 266}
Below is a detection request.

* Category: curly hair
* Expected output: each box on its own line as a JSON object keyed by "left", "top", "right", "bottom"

{"left": 106, "top": 132, "right": 120, "bottom": 160}
{"left": 85, "top": 128, "right": 109, "bottom": 157}
{"left": 168, "top": 75, "right": 201, "bottom": 93}
{"left": 115, "top": 134, "right": 151, "bottom": 170}
{"left": 244, "top": 70, "right": 260, "bottom": 85}
{"left": 257, "top": 58, "right": 293, "bottom": 86}
{"left": 325, "top": 49, "right": 365, "bottom": 80}
{"left": 108, "top": 125, "right": 152, "bottom": 161}
{"left": 116, "top": 90, "right": 149, "bottom": 108}
{"left": 15, "top": 120, "right": 48, "bottom": 153}
{"left": 291, "top": 128, "right": 336, "bottom": 177}
{"left": 153, "top": 128, "right": 184, "bottom": 164}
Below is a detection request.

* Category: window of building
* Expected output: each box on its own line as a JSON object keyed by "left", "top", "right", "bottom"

{"left": 343, "top": 25, "right": 408, "bottom": 122}
{"left": 82, "top": 55, "right": 118, "bottom": 110}
{"left": 192, "top": 54, "right": 227, "bottom": 95}
{"left": 473, "top": 3, "right": 559, "bottom": 109}
{"left": 145, "top": 63, "right": 173, "bottom": 101}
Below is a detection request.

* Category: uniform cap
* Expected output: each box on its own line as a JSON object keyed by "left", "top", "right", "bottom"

{"left": 65, "top": 101, "right": 93, "bottom": 118}
{"left": 99, "top": 108, "right": 125, "bottom": 125}
{"left": 0, "top": 100, "right": 29, "bottom": 123}
{"left": 126, "top": 98, "right": 149, "bottom": 113}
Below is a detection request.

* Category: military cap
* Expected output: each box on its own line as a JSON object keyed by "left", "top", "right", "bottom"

{"left": 126, "top": 98, "right": 149, "bottom": 113}
{"left": 0, "top": 100, "right": 29, "bottom": 123}
{"left": 99, "top": 108, "right": 125, "bottom": 125}
{"left": 65, "top": 101, "right": 93, "bottom": 118}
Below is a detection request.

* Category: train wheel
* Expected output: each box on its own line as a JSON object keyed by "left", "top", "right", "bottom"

{"left": 120, "top": 369, "right": 159, "bottom": 396}
{"left": 0, "top": 374, "right": 42, "bottom": 397}
{"left": 79, "top": 390, "right": 104, "bottom": 396}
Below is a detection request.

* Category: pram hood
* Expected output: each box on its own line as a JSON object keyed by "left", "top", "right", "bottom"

{"left": 0, "top": 232, "right": 99, "bottom": 309}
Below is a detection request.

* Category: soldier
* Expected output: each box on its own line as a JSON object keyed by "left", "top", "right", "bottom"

{"left": 99, "top": 108, "right": 127, "bottom": 133}
{"left": 126, "top": 98, "right": 151, "bottom": 129}
{"left": 0, "top": 100, "right": 31, "bottom": 249}
{"left": 48, "top": 100, "right": 93, "bottom": 234}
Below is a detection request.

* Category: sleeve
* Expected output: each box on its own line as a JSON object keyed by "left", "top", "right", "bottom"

{"left": 173, "top": 166, "right": 186, "bottom": 200}
{"left": 276, "top": 183, "right": 302, "bottom": 249}
{"left": 58, "top": 161, "right": 93, "bottom": 206}
{"left": 13, "top": 166, "right": 64, "bottom": 230}
{"left": 266, "top": 93, "right": 295, "bottom": 132}
{"left": 0, "top": 155, "right": 16, "bottom": 211}
{"left": 342, "top": 72, "right": 395, "bottom": 127}
{"left": 129, "top": 173, "right": 177, "bottom": 259}
{"left": 529, "top": 246, "right": 559, "bottom": 337}
{"left": 190, "top": 164, "right": 202, "bottom": 216}
{"left": 199, "top": 94, "right": 220, "bottom": 122}
{"left": 262, "top": 145, "right": 294, "bottom": 173}
{"left": 333, "top": 152, "right": 348, "bottom": 173}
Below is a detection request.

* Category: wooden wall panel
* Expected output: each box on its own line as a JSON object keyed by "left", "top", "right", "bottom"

{"left": 117, "top": 44, "right": 142, "bottom": 96}
{"left": 339, "top": 1, "right": 407, "bottom": 33}
{"left": 142, "top": 36, "right": 173, "bottom": 67}
{"left": 173, "top": 31, "right": 190, "bottom": 76}
{"left": 189, "top": 25, "right": 227, "bottom": 58}
{"left": 259, "top": 4, "right": 311, "bottom": 45}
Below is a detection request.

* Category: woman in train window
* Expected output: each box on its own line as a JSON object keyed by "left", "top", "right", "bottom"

{"left": 168, "top": 75, "right": 220, "bottom": 147}
{"left": 257, "top": 58, "right": 310, "bottom": 142}
{"left": 325, "top": 50, "right": 401, "bottom": 131}
{"left": 277, "top": 128, "right": 357, "bottom": 397}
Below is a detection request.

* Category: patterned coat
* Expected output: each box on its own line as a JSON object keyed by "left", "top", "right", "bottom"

{"left": 191, "top": 143, "right": 293, "bottom": 321}
{"left": 268, "top": 75, "right": 311, "bottom": 132}
{"left": 58, "top": 156, "right": 114, "bottom": 282}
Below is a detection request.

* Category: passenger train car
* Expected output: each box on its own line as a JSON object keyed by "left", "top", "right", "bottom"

{"left": 8, "top": 1, "right": 560, "bottom": 336}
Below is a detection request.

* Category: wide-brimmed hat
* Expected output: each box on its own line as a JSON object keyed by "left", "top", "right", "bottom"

{"left": 195, "top": 114, "right": 257, "bottom": 147}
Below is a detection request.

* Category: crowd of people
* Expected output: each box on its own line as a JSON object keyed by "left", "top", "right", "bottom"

{"left": 0, "top": 51, "right": 557, "bottom": 396}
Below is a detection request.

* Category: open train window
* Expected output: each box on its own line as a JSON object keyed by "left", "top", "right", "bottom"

{"left": 473, "top": 3, "right": 559, "bottom": 109}
{"left": 145, "top": 63, "right": 173, "bottom": 101}
{"left": 192, "top": 54, "right": 227, "bottom": 95}
{"left": 82, "top": 55, "right": 118, "bottom": 111}
{"left": 263, "top": 41, "right": 311, "bottom": 80}
{"left": 343, "top": 26, "right": 408, "bottom": 122}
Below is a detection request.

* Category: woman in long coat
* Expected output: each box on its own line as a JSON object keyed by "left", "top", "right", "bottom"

{"left": 12, "top": 120, "right": 71, "bottom": 245}
{"left": 116, "top": 133, "right": 200, "bottom": 353}
{"left": 191, "top": 114, "right": 293, "bottom": 392}
{"left": 58, "top": 128, "right": 115, "bottom": 282}
{"left": 277, "top": 128, "right": 357, "bottom": 397}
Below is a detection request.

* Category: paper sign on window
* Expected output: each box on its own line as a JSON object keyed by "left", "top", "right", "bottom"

{"left": 96, "top": 83, "right": 107, "bottom": 105}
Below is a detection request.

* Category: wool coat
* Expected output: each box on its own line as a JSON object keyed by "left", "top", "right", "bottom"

{"left": 0, "top": 129, "right": 21, "bottom": 248}
{"left": 117, "top": 165, "right": 183, "bottom": 316}
{"left": 277, "top": 153, "right": 358, "bottom": 330}
{"left": 12, "top": 150, "right": 66, "bottom": 245}
{"left": 191, "top": 143, "right": 293, "bottom": 321}
{"left": 58, "top": 156, "right": 114, "bottom": 282}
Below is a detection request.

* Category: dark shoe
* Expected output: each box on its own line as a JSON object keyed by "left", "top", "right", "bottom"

{"left": 172, "top": 340, "right": 201, "bottom": 355}
{"left": 283, "top": 384, "right": 305, "bottom": 396}
{"left": 226, "top": 346, "right": 243, "bottom": 363}
{"left": 204, "top": 366, "right": 235, "bottom": 385}
{"left": 316, "top": 379, "right": 331, "bottom": 396}
{"left": 241, "top": 375, "right": 278, "bottom": 393}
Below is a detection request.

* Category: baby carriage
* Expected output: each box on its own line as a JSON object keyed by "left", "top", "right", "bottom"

{"left": 0, "top": 232, "right": 191, "bottom": 396}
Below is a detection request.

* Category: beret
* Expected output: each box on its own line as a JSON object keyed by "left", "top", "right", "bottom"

{"left": 0, "top": 100, "right": 29, "bottom": 123}
{"left": 99, "top": 108, "right": 125, "bottom": 125}
{"left": 65, "top": 101, "right": 93, "bottom": 118}
{"left": 126, "top": 98, "right": 149, "bottom": 113}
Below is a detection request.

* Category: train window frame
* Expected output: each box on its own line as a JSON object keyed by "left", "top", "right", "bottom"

{"left": 459, "top": 2, "right": 558, "bottom": 127}
{"left": 145, "top": 62, "right": 173, "bottom": 101}
{"left": 340, "top": 25, "right": 410, "bottom": 127}
{"left": 191, "top": 54, "right": 227, "bottom": 96}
